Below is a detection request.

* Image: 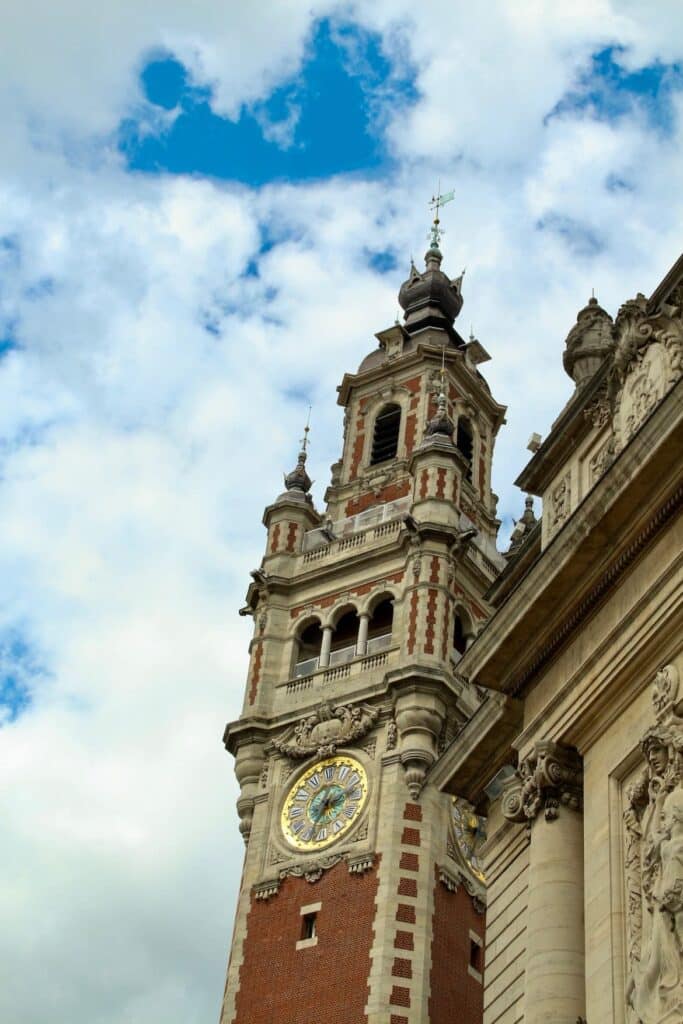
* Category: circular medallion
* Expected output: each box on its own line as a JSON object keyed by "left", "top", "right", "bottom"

{"left": 281, "top": 755, "right": 368, "bottom": 851}
{"left": 452, "top": 798, "right": 486, "bottom": 881}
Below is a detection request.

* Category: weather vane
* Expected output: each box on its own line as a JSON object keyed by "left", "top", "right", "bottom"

{"left": 428, "top": 182, "right": 455, "bottom": 250}
{"left": 300, "top": 405, "right": 312, "bottom": 455}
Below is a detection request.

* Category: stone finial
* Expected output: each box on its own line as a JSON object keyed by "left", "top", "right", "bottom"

{"left": 507, "top": 495, "right": 537, "bottom": 555}
{"left": 563, "top": 295, "right": 614, "bottom": 387}
{"left": 425, "top": 387, "right": 455, "bottom": 439}
{"left": 501, "top": 741, "right": 583, "bottom": 826}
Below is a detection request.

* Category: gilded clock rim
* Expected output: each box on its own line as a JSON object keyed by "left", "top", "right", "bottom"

{"left": 280, "top": 754, "right": 368, "bottom": 852}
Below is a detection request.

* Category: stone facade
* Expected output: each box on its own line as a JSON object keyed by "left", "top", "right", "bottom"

{"left": 438, "top": 253, "right": 683, "bottom": 1024}
{"left": 220, "top": 245, "right": 683, "bottom": 1023}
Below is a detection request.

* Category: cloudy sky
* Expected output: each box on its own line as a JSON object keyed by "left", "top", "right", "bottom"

{"left": 1, "top": 2, "right": 682, "bottom": 1021}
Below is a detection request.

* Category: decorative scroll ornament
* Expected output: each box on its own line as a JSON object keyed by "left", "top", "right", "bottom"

{"left": 272, "top": 700, "right": 379, "bottom": 760}
{"left": 624, "top": 663, "right": 683, "bottom": 1024}
{"left": 611, "top": 291, "right": 683, "bottom": 452}
{"left": 280, "top": 853, "right": 346, "bottom": 884}
{"left": 501, "top": 741, "right": 583, "bottom": 826}
{"left": 255, "top": 851, "right": 376, "bottom": 898}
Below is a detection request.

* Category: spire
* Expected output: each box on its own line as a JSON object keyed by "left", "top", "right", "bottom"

{"left": 282, "top": 408, "right": 312, "bottom": 498}
{"left": 425, "top": 349, "right": 455, "bottom": 438}
{"left": 507, "top": 495, "right": 537, "bottom": 555}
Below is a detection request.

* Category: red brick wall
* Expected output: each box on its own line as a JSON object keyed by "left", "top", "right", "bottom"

{"left": 344, "top": 478, "right": 411, "bottom": 517}
{"left": 269, "top": 523, "right": 281, "bottom": 554}
{"left": 286, "top": 522, "right": 299, "bottom": 552}
{"left": 233, "top": 861, "right": 380, "bottom": 1024}
{"left": 429, "top": 867, "right": 484, "bottom": 1024}
{"left": 247, "top": 641, "right": 262, "bottom": 705}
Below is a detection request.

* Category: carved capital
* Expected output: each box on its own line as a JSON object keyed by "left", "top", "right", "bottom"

{"left": 502, "top": 741, "right": 583, "bottom": 826}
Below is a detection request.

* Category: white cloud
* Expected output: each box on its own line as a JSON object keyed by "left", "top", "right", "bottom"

{"left": 1, "top": 3, "right": 683, "bottom": 1022}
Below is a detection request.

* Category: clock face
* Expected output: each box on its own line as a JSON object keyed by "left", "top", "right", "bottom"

{"left": 452, "top": 798, "right": 486, "bottom": 881}
{"left": 281, "top": 755, "right": 368, "bottom": 851}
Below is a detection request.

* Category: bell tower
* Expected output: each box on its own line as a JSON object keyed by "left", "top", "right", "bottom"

{"left": 219, "top": 208, "right": 507, "bottom": 1024}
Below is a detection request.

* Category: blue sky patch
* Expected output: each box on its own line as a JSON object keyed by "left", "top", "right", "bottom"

{"left": 548, "top": 46, "right": 683, "bottom": 134}
{"left": 120, "top": 18, "right": 418, "bottom": 184}
{"left": 0, "top": 633, "right": 41, "bottom": 724}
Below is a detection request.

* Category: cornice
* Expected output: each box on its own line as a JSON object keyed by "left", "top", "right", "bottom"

{"left": 648, "top": 251, "right": 683, "bottom": 311}
{"left": 458, "top": 378, "right": 683, "bottom": 694}
{"left": 428, "top": 691, "right": 523, "bottom": 807}
{"left": 336, "top": 341, "right": 506, "bottom": 427}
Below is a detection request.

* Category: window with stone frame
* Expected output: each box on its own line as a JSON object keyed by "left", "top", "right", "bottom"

{"left": 370, "top": 403, "right": 401, "bottom": 464}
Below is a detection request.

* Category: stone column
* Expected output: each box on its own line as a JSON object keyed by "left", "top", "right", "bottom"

{"left": 356, "top": 613, "right": 370, "bottom": 656}
{"left": 502, "top": 741, "right": 585, "bottom": 1024}
{"left": 319, "top": 625, "right": 333, "bottom": 667}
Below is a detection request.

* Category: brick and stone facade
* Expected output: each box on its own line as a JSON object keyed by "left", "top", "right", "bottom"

{"left": 219, "top": 240, "right": 502, "bottom": 1023}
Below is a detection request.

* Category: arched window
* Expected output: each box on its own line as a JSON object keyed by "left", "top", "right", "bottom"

{"left": 453, "top": 614, "right": 467, "bottom": 656}
{"left": 295, "top": 621, "right": 322, "bottom": 677}
{"left": 371, "top": 404, "right": 401, "bottom": 465}
{"left": 367, "top": 598, "right": 393, "bottom": 654}
{"left": 456, "top": 417, "right": 474, "bottom": 483}
{"left": 329, "top": 610, "right": 359, "bottom": 666}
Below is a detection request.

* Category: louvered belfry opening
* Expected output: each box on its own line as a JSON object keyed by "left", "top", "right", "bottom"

{"left": 456, "top": 417, "right": 474, "bottom": 481}
{"left": 371, "top": 403, "right": 401, "bottom": 464}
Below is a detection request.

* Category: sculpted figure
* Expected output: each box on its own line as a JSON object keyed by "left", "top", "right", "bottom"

{"left": 625, "top": 665, "right": 683, "bottom": 1024}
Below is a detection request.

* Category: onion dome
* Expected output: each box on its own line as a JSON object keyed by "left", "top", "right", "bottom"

{"left": 283, "top": 449, "right": 311, "bottom": 496}
{"left": 276, "top": 421, "right": 313, "bottom": 505}
{"left": 563, "top": 296, "right": 614, "bottom": 387}
{"left": 398, "top": 247, "right": 464, "bottom": 337}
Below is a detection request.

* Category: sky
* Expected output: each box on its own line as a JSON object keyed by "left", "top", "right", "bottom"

{"left": 1, "top": 2, "right": 683, "bottom": 1021}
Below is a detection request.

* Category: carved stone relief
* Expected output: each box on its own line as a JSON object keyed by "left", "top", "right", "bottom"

{"left": 612, "top": 293, "right": 683, "bottom": 454}
{"left": 502, "top": 741, "right": 583, "bottom": 827}
{"left": 588, "top": 437, "right": 616, "bottom": 485}
{"left": 280, "top": 853, "right": 346, "bottom": 884}
{"left": 272, "top": 699, "right": 379, "bottom": 760}
{"left": 548, "top": 474, "right": 571, "bottom": 535}
{"left": 255, "top": 850, "right": 377, "bottom": 898}
{"left": 624, "top": 663, "right": 683, "bottom": 1024}
{"left": 584, "top": 382, "right": 611, "bottom": 429}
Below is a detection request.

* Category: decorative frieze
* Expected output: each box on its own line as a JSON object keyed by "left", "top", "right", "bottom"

{"left": 502, "top": 741, "right": 583, "bottom": 826}
{"left": 624, "top": 663, "right": 683, "bottom": 1023}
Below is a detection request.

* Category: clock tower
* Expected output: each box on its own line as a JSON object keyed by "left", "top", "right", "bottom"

{"left": 219, "top": 218, "right": 506, "bottom": 1024}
